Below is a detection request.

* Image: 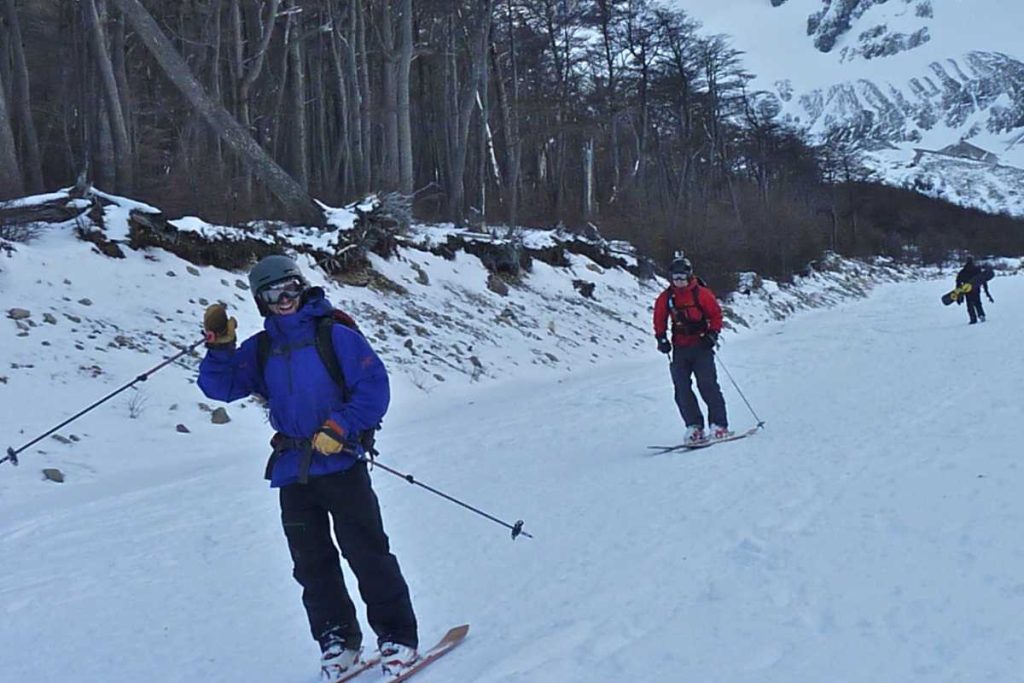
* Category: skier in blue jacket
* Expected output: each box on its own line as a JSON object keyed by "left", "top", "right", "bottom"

{"left": 199, "top": 254, "right": 418, "bottom": 682}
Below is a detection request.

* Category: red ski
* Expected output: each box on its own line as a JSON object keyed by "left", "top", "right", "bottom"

{"left": 384, "top": 625, "right": 470, "bottom": 682}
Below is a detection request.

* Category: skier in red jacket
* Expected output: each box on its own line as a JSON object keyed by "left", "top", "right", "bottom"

{"left": 653, "top": 256, "right": 730, "bottom": 444}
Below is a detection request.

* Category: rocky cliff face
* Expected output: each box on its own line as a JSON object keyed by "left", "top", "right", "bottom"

{"left": 789, "top": 51, "right": 1024, "bottom": 148}
{"left": 748, "top": 0, "right": 1024, "bottom": 214}
{"left": 799, "top": 0, "right": 934, "bottom": 58}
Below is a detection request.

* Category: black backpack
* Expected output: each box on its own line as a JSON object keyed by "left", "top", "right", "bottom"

{"left": 255, "top": 309, "right": 379, "bottom": 454}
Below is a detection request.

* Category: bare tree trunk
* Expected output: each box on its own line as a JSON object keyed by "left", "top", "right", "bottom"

{"left": 85, "top": 0, "right": 134, "bottom": 192}
{"left": 234, "top": 0, "right": 281, "bottom": 203}
{"left": 396, "top": 0, "right": 414, "bottom": 196}
{"left": 331, "top": 0, "right": 365, "bottom": 194}
{"left": 311, "top": 37, "right": 330, "bottom": 195}
{"left": 495, "top": 0, "right": 521, "bottom": 235}
{"left": 447, "top": 0, "right": 494, "bottom": 224}
{"left": 356, "top": 1, "right": 373, "bottom": 192}
{"left": 2, "top": 0, "right": 43, "bottom": 192}
{"left": 108, "top": 0, "right": 323, "bottom": 224}
{"left": 583, "top": 138, "right": 594, "bottom": 219}
{"left": 95, "top": 98, "right": 116, "bottom": 189}
{"left": 207, "top": 0, "right": 225, "bottom": 180}
{"left": 326, "top": 0, "right": 352, "bottom": 194}
{"left": 287, "top": 4, "right": 308, "bottom": 190}
{"left": 110, "top": 10, "right": 133, "bottom": 149}
{"left": 374, "top": 1, "right": 400, "bottom": 191}
{"left": 382, "top": 58, "right": 399, "bottom": 191}
{"left": 479, "top": 31, "right": 489, "bottom": 229}
{"left": 0, "top": 68, "right": 24, "bottom": 198}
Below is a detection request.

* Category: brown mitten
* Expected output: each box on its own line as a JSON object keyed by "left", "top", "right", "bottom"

{"left": 203, "top": 303, "right": 237, "bottom": 347}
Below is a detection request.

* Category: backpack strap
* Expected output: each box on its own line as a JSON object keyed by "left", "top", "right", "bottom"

{"left": 665, "top": 284, "right": 709, "bottom": 334}
{"left": 254, "top": 321, "right": 347, "bottom": 399}
{"left": 314, "top": 317, "right": 349, "bottom": 401}
{"left": 256, "top": 330, "right": 271, "bottom": 384}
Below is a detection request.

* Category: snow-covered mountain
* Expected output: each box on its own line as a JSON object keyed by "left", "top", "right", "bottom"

{"left": 680, "top": 0, "right": 1024, "bottom": 215}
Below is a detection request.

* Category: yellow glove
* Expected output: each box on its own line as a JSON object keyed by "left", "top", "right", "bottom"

{"left": 312, "top": 419, "right": 347, "bottom": 455}
{"left": 203, "top": 303, "right": 237, "bottom": 346}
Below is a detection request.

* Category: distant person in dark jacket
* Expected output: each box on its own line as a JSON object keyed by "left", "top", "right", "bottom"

{"left": 653, "top": 256, "right": 729, "bottom": 444}
{"left": 198, "top": 255, "right": 419, "bottom": 682}
{"left": 955, "top": 258, "right": 993, "bottom": 324}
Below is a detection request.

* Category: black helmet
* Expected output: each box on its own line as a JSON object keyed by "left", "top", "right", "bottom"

{"left": 249, "top": 254, "right": 307, "bottom": 315}
{"left": 670, "top": 257, "right": 693, "bottom": 279}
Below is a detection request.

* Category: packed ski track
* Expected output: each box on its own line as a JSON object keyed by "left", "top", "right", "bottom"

{"left": 3, "top": 251, "right": 1024, "bottom": 681}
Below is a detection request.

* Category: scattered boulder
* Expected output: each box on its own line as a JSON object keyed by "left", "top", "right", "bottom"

{"left": 572, "top": 279, "right": 596, "bottom": 299}
{"left": 487, "top": 274, "right": 509, "bottom": 296}
{"left": 176, "top": 424, "right": 191, "bottom": 433}
{"left": 7, "top": 308, "right": 30, "bottom": 320}
{"left": 211, "top": 407, "right": 231, "bottom": 424}
{"left": 42, "top": 468, "right": 65, "bottom": 483}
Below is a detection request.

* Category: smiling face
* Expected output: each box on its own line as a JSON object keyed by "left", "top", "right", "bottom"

{"left": 257, "top": 277, "right": 305, "bottom": 316}
{"left": 270, "top": 297, "right": 300, "bottom": 315}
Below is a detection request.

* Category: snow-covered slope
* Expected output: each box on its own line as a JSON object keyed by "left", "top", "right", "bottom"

{"left": 679, "top": 0, "right": 1024, "bottom": 215}
{"left": 3, "top": 214, "right": 1024, "bottom": 681}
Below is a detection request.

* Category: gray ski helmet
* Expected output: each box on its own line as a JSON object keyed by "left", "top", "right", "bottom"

{"left": 670, "top": 257, "right": 693, "bottom": 278}
{"left": 249, "top": 254, "right": 306, "bottom": 314}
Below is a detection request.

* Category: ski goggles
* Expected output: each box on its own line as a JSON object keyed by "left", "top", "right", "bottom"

{"left": 257, "top": 277, "right": 305, "bottom": 306}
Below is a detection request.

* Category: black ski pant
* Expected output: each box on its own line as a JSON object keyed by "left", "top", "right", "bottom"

{"left": 280, "top": 462, "right": 418, "bottom": 651}
{"left": 965, "top": 290, "right": 985, "bottom": 323}
{"left": 670, "top": 345, "right": 728, "bottom": 429}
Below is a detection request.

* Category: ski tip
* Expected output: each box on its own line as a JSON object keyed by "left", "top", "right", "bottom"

{"left": 448, "top": 624, "right": 470, "bottom": 639}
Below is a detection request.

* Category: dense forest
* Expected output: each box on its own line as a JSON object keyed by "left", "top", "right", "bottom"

{"left": 2, "top": 0, "right": 1023, "bottom": 286}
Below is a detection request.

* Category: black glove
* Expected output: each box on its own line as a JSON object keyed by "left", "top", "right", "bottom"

{"left": 701, "top": 331, "right": 719, "bottom": 349}
{"left": 656, "top": 337, "right": 672, "bottom": 355}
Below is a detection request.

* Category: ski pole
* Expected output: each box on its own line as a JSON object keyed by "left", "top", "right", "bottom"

{"left": 358, "top": 454, "right": 533, "bottom": 541}
{"left": 714, "top": 351, "right": 765, "bottom": 428}
{"left": 3, "top": 337, "right": 206, "bottom": 467}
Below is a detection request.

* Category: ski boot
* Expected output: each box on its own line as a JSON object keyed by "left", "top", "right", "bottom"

{"left": 709, "top": 424, "right": 732, "bottom": 439}
{"left": 379, "top": 641, "right": 419, "bottom": 678}
{"left": 321, "top": 644, "right": 362, "bottom": 682}
{"left": 685, "top": 425, "right": 706, "bottom": 444}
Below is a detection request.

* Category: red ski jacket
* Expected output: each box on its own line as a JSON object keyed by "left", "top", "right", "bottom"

{"left": 653, "top": 279, "right": 723, "bottom": 348}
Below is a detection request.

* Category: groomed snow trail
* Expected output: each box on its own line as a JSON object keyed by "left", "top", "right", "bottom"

{"left": 2, "top": 276, "right": 1023, "bottom": 683}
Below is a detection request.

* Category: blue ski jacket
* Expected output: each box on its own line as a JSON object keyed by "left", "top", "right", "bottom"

{"left": 198, "top": 292, "right": 390, "bottom": 487}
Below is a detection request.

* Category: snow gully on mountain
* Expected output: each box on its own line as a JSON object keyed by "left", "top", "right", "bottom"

{"left": 2, "top": 337, "right": 207, "bottom": 467}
